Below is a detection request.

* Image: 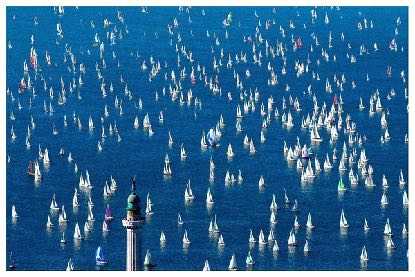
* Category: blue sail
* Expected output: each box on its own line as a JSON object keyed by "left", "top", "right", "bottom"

{"left": 95, "top": 247, "right": 106, "bottom": 264}
{"left": 207, "top": 128, "right": 216, "bottom": 145}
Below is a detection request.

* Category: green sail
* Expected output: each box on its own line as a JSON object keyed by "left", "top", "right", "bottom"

{"left": 338, "top": 178, "right": 345, "bottom": 189}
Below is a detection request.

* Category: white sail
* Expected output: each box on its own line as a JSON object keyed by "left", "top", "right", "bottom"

{"left": 304, "top": 240, "right": 310, "bottom": 252}
{"left": 306, "top": 213, "right": 315, "bottom": 228}
{"left": 384, "top": 218, "right": 393, "bottom": 236}
{"left": 258, "top": 229, "right": 267, "bottom": 244}
{"left": 184, "top": 180, "right": 195, "bottom": 200}
{"left": 228, "top": 254, "right": 238, "bottom": 271}
{"left": 160, "top": 231, "right": 166, "bottom": 243}
{"left": 66, "top": 259, "right": 74, "bottom": 271}
{"left": 360, "top": 246, "right": 368, "bottom": 261}
{"left": 181, "top": 143, "right": 187, "bottom": 159}
{"left": 12, "top": 205, "right": 19, "bottom": 218}
{"left": 203, "top": 260, "right": 210, "bottom": 271}
{"left": 270, "top": 194, "right": 278, "bottom": 210}
{"left": 403, "top": 191, "right": 409, "bottom": 206}
{"left": 183, "top": 229, "right": 191, "bottom": 244}
{"left": 206, "top": 188, "right": 214, "bottom": 204}
{"left": 249, "top": 229, "right": 256, "bottom": 243}
{"left": 178, "top": 213, "right": 183, "bottom": 225}
{"left": 102, "top": 221, "right": 109, "bottom": 232}
{"left": 227, "top": 143, "right": 234, "bottom": 157}
{"left": 74, "top": 222, "right": 83, "bottom": 239}
{"left": 142, "top": 249, "right": 153, "bottom": 267}
{"left": 340, "top": 209, "right": 349, "bottom": 228}
{"left": 380, "top": 192, "right": 388, "bottom": 205}
{"left": 288, "top": 229, "right": 297, "bottom": 246}
{"left": 364, "top": 218, "right": 370, "bottom": 230}
{"left": 218, "top": 234, "right": 225, "bottom": 245}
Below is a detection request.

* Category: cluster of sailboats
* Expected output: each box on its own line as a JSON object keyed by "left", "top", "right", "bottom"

{"left": 6, "top": 5, "right": 408, "bottom": 271}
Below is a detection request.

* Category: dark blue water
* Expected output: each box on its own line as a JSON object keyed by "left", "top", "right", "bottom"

{"left": 6, "top": 6, "right": 408, "bottom": 270}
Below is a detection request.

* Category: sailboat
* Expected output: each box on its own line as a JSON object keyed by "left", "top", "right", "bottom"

{"left": 294, "top": 215, "right": 300, "bottom": 228}
{"left": 246, "top": 251, "right": 255, "bottom": 265}
{"left": 304, "top": 240, "right": 311, "bottom": 252}
{"left": 258, "top": 175, "right": 265, "bottom": 187}
{"left": 206, "top": 128, "right": 217, "bottom": 146}
{"left": 249, "top": 139, "right": 256, "bottom": 155}
{"left": 382, "top": 174, "right": 389, "bottom": 188}
{"left": 203, "top": 260, "right": 210, "bottom": 271}
{"left": 73, "top": 222, "right": 83, "bottom": 240}
{"left": 88, "top": 208, "right": 95, "bottom": 221}
{"left": 50, "top": 194, "right": 59, "bottom": 210}
{"left": 184, "top": 180, "right": 195, "bottom": 200}
{"left": 249, "top": 229, "right": 256, "bottom": 243}
{"left": 84, "top": 221, "right": 92, "bottom": 232}
{"left": 218, "top": 234, "right": 225, "bottom": 246}
{"left": 58, "top": 205, "right": 69, "bottom": 223}
{"left": 291, "top": 199, "right": 299, "bottom": 212}
{"left": 287, "top": 229, "right": 298, "bottom": 246}
{"left": 360, "top": 246, "right": 369, "bottom": 261}
{"left": 144, "top": 249, "right": 155, "bottom": 267}
{"left": 386, "top": 237, "right": 396, "bottom": 250}
{"left": 88, "top": 196, "right": 94, "bottom": 207}
{"left": 310, "top": 123, "right": 323, "bottom": 142}
{"left": 270, "top": 194, "right": 279, "bottom": 210}
{"left": 160, "top": 231, "right": 166, "bottom": 243}
{"left": 380, "top": 192, "right": 389, "bottom": 205}
{"left": 11, "top": 205, "right": 19, "bottom": 218}
{"left": 43, "top": 148, "right": 51, "bottom": 164}
{"left": 306, "top": 213, "right": 315, "bottom": 228}
{"left": 375, "top": 97, "right": 383, "bottom": 111}
{"left": 209, "top": 215, "right": 220, "bottom": 233}
{"left": 178, "top": 213, "right": 184, "bottom": 225}
{"left": 339, "top": 209, "right": 349, "bottom": 228}
{"left": 35, "top": 161, "right": 42, "bottom": 182}
{"left": 168, "top": 131, "right": 173, "bottom": 146}
{"left": 403, "top": 191, "right": 409, "bottom": 207}
{"left": 60, "top": 232, "right": 67, "bottom": 244}
{"left": 143, "top": 113, "right": 151, "bottom": 128}
{"left": 338, "top": 177, "right": 347, "bottom": 191}
{"left": 227, "top": 143, "right": 235, "bottom": 158}
{"left": 284, "top": 189, "right": 290, "bottom": 204}
{"left": 134, "top": 116, "right": 140, "bottom": 128}
{"left": 402, "top": 223, "right": 408, "bottom": 235}
{"left": 46, "top": 215, "right": 53, "bottom": 228}
{"left": 182, "top": 229, "right": 191, "bottom": 244}
{"left": 384, "top": 218, "right": 393, "bottom": 236}
{"left": 66, "top": 259, "right": 74, "bottom": 271}
{"left": 180, "top": 143, "right": 187, "bottom": 159}
{"left": 206, "top": 188, "right": 214, "bottom": 204}
{"left": 201, "top": 131, "right": 208, "bottom": 148}
{"left": 273, "top": 240, "right": 280, "bottom": 253}
{"left": 258, "top": 229, "right": 267, "bottom": 244}
{"left": 95, "top": 247, "right": 108, "bottom": 265}
{"left": 163, "top": 160, "right": 172, "bottom": 176}
{"left": 399, "top": 170, "right": 406, "bottom": 185}
{"left": 102, "top": 220, "right": 110, "bottom": 232}
{"left": 236, "top": 105, "right": 243, "bottom": 118}
{"left": 364, "top": 218, "right": 370, "bottom": 231}
{"left": 270, "top": 211, "right": 277, "bottom": 224}
{"left": 228, "top": 254, "right": 238, "bottom": 271}
{"left": 268, "top": 229, "right": 275, "bottom": 242}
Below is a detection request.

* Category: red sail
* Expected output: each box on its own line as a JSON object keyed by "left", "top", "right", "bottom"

{"left": 297, "top": 37, "right": 302, "bottom": 47}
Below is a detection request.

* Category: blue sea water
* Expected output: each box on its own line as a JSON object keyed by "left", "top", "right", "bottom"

{"left": 6, "top": 6, "right": 408, "bottom": 271}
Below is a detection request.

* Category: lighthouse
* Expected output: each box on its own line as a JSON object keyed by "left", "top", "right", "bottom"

{"left": 122, "top": 178, "right": 144, "bottom": 271}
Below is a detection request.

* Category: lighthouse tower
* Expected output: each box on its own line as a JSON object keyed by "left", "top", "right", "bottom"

{"left": 122, "top": 178, "right": 143, "bottom": 271}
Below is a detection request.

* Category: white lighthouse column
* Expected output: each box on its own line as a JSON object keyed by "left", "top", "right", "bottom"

{"left": 123, "top": 178, "right": 143, "bottom": 271}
